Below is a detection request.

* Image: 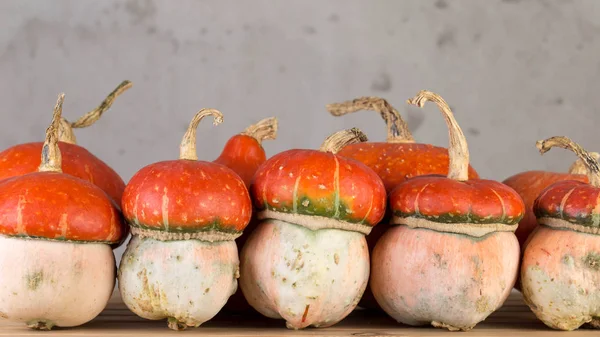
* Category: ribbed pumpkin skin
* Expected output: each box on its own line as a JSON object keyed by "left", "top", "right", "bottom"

{"left": 252, "top": 149, "right": 386, "bottom": 227}
{"left": 0, "top": 142, "right": 125, "bottom": 206}
{"left": 338, "top": 142, "right": 479, "bottom": 193}
{"left": 371, "top": 225, "right": 519, "bottom": 330}
{"left": 390, "top": 175, "right": 524, "bottom": 226}
{"left": 0, "top": 172, "right": 126, "bottom": 244}
{"left": 121, "top": 160, "right": 252, "bottom": 233}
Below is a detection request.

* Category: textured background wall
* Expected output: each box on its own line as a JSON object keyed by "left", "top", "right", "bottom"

{"left": 1, "top": 0, "right": 599, "bottom": 260}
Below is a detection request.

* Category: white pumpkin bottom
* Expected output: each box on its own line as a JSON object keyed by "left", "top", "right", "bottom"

{"left": 239, "top": 219, "right": 369, "bottom": 329}
{"left": 370, "top": 225, "right": 519, "bottom": 331}
{"left": 118, "top": 235, "right": 239, "bottom": 330}
{"left": 521, "top": 226, "right": 600, "bottom": 331}
{"left": 0, "top": 236, "right": 115, "bottom": 329}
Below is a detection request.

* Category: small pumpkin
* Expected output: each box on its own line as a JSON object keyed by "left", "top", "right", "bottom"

{"left": 214, "top": 117, "right": 278, "bottom": 312}
{"left": 370, "top": 90, "right": 523, "bottom": 331}
{"left": 521, "top": 136, "right": 600, "bottom": 330}
{"left": 0, "top": 94, "right": 127, "bottom": 330}
{"left": 503, "top": 154, "right": 597, "bottom": 249}
{"left": 327, "top": 97, "right": 479, "bottom": 309}
{"left": 0, "top": 80, "right": 132, "bottom": 205}
{"left": 118, "top": 108, "right": 252, "bottom": 330}
{"left": 240, "top": 128, "right": 386, "bottom": 329}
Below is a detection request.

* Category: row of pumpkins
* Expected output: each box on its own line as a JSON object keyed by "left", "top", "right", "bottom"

{"left": 0, "top": 81, "right": 598, "bottom": 332}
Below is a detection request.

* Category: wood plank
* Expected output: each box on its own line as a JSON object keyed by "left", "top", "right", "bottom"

{"left": 0, "top": 291, "right": 597, "bottom": 336}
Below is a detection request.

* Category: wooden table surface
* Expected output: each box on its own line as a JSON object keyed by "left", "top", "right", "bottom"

{"left": 0, "top": 291, "right": 597, "bottom": 336}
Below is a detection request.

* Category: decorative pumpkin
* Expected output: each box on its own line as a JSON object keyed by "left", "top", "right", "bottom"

{"left": 0, "top": 80, "right": 132, "bottom": 205}
{"left": 0, "top": 94, "right": 127, "bottom": 330}
{"left": 503, "top": 154, "right": 598, "bottom": 248}
{"left": 214, "top": 117, "right": 277, "bottom": 188}
{"left": 118, "top": 108, "right": 252, "bottom": 330}
{"left": 370, "top": 90, "right": 523, "bottom": 331}
{"left": 214, "top": 117, "right": 278, "bottom": 312}
{"left": 327, "top": 96, "right": 479, "bottom": 309}
{"left": 240, "top": 128, "right": 386, "bottom": 329}
{"left": 521, "top": 136, "right": 600, "bottom": 330}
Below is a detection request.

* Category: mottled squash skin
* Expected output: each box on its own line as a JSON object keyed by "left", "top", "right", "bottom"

{"left": 0, "top": 237, "right": 115, "bottom": 329}
{"left": 239, "top": 219, "right": 369, "bottom": 329}
{"left": 118, "top": 236, "right": 239, "bottom": 329}
{"left": 370, "top": 226, "right": 519, "bottom": 331}
{"left": 521, "top": 226, "right": 600, "bottom": 330}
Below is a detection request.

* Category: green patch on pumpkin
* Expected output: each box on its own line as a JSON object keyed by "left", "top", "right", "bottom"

{"left": 534, "top": 208, "right": 600, "bottom": 229}
{"left": 264, "top": 193, "right": 367, "bottom": 224}
{"left": 393, "top": 210, "right": 521, "bottom": 226}
{"left": 130, "top": 218, "right": 242, "bottom": 235}
{"left": 582, "top": 252, "right": 600, "bottom": 271}
{"left": 25, "top": 271, "right": 44, "bottom": 291}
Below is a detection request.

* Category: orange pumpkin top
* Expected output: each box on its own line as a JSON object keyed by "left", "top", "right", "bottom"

{"left": 252, "top": 128, "right": 386, "bottom": 234}
{"left": 0, "top": 142, "right": 125, "bottom": 206}
{"left": 533, "top": 137, "right": 600, "bottom": 235}
{"left": 122, "top": 109, "right": 252, "bottom": 241}
{"left": 389, "top": 91, "right": 524, "bottom": 237}
{"left": 503, "top": 162, "right": 591, "bottom": 247}
{"left": 214, "top": 117, "right": 277, "bottom": 188}
{"left": 0, "top": 80, "right": 131, "bottom": 205}
{"left": 0, "top": 94, "right": 126, "bottom": 245}
{"left": 327, "top": 97, "right": 479, "bottom": 193}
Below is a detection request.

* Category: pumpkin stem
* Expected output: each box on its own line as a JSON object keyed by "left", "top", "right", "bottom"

{"left": 326, "top": 97, "right": 415, "bottom": 143}
{"left": 569, "top": 152, "right": 600, "bottom": 175}
{"left": 59, "top": 80, "right": 133, "bottom": 144}
{"left": 240, "top": 117, "right": 278, "bottom": 144}
{"left": 38, "top": 94, "right": 65, "bottom": 173}
{"left": 319, "top": 128, "right": 368, "bottom": 154}
{"left": 537, "top": 136, "right": 600, "bottom": 187}
{"left": 407, "top": 90, "right": 469, "bottom": 181}
{"left": 180, "top": 108, "right": 224, "bottom": 160}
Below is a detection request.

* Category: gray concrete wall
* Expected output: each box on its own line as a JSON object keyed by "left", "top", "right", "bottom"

{"left": 1, "top": 0, "right": 599, "bottom": 260}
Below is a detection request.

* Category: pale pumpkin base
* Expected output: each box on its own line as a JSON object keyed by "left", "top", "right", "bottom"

{"left": 370, "top": 225, "right": 519, "bottom": 331}
{"left": 521, "top": 226, "right": 600, "bottom": 331}
{"left": 0, "top": 236, "right": 115, "bottom": 329}
{"left": 118, "top": 235, "right": 239, "bottom": 330}
{"left": 239, "top": 219, "right": 370, "bottom": 330}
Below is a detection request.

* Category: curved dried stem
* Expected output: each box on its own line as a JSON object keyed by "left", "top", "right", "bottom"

{"left": 326, "top": 97, "right": 414, "bottom": 143}
{"left": 240, "top": 117, "right": 278, "bottom": 144}
{"left": 319, "top": 128, "right": 368, "bottom": 154}
{"left": 58, "top": 80, "right": 133, "bottom": 143}
{"left": 537, "top": 136, "right": 600, "bottom": 187}
{"left": 39, "top": 94, "right": 65, "bottom": 173}
{"left": 569, "top": 152, "right": 600, "bottom": 175}
{"left": 407, "top": 90, "right": 469, "bottom": 181}
{"left": 180, "top": 109, "right": 224, "bottom": 160}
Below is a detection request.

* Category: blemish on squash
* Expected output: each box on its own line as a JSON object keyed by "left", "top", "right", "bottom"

{"left": 26, "top": 271, "right": 44, "bottom": 290}
{"left": 301, "top": 304, "right": 310, "bottom": 323}
{"left": 582, "top": 252, "right": 600, "bottom": 270}
{"left": 433, "top": 253, "right": 447, "bottom": 269}
{"left": 0, "top": 311, "right": 7, "bottom": 319}
{"left": 562, "top": 254, "right": 574, "bottom": 266}
{"left": 334, "top": 253, "right": 340, "bottom": 265}
{"left": 176, "top": 255, "right": 182, "bottom": 262}
{"left": 292, "top": 282, "right": 297, "bottom": 288}
{"left": 282, "top": 277, "right": 287, "bottom": 282}
{"left": 204, "top": 287, "right": 210, "bottom": 294}
{"left": 475, "top": 296, "right": 490, "bottom": 313}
